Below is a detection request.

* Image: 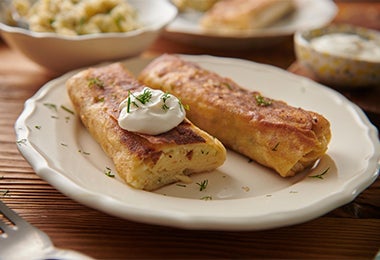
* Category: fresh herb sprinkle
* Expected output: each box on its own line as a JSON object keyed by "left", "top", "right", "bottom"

{"left": 88, "top": 77, "right": 104, "bottom": 88}
{"left": 104, "top": 167, "right": 115, "bottom": 177}
{"left": 200, "top": 195, "right": 212, "bottom": 200}
{"left": 135, "top": 88, "right": 152, "bottom": 104}
{"left": 161, "top": 92, "right": 171, "bottom": 111}
{"left": 309, "top": 167, "right": 330, "bottom": 179}
{"left": 1, "top": 189, "right": 10, "bottom": 196}
{"left": 61, "top": 105, "right": 74, "bottom": 115}
{"left": 178, "top": 100, "right": 189, "bottom": 112}
{"left": 43, "top": 103, "right": 58, "bottom": 112}
{"left": 16, "top": 139, "right": 27, "bottom": 145}
{"left": 196, "top": 179, "right": 208, "bottom": 191}
{"left": 255, "top": 94, "right": 272, "bottom": 107}
{"left": 272, "top": 142, "right": 280, "bottom": 151}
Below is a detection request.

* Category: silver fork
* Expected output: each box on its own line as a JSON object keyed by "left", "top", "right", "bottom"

{"left": 0, "top": 200, "right": 94, "bottom": 260}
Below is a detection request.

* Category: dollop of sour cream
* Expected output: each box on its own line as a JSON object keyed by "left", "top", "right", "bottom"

{"left": 118, "top": 87, "right": 186, "bottom": 135}
{"left": 310, "top": 33, "right": 380, "bottom": 62}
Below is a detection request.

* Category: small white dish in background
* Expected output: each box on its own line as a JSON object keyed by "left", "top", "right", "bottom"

{"left": 0, "top": 0, "right": 177, "bottom": 73}
{"left": 294, "top": 24, "right": 380, "bottom": 88}
{"left": 164, "top": 0, "right": 337, "bottom": 49}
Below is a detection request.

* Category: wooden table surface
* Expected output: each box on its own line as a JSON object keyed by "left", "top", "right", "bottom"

{"left": 1, "top": 1, "right": 379, "bottom": 259}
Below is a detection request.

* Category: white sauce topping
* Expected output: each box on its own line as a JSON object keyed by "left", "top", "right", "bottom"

{"left": 310, "top": 33, "right": 380, "bottom": 62}
{"left": 118, "top": 87, "right": 186, "bottom": 135}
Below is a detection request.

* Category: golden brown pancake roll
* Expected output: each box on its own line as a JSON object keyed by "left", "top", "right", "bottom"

{"left": 138, "top": 54, "right": 331, "bottom": 177}
{"left": 66, "top": 62, "right": 226, "bottom": 190}
{"left": 200, "top": 0, "right": 295, "bottom": 34}
{"left": 171, "top": 0, "right": 219, "bottom": 12}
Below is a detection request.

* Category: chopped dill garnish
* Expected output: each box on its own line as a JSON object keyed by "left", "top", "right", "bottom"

{"left": 126, "top": 91, "right": 132, "bottom": 113}
{"left": 272, "top": 142, "right": 280, "bottom": 151}
{"left": 88, "top": 77, "right": 104, "bottom": 88}
{"left": 196, "top": 179, "right": 208, "bottom": 191}
{"left": 61, "top": 105, "right": 74, "bottom": 115}
{"left": 104, "top": 167, "right": 115, "bottom": 177}
{"left": 35, "top": 125, "right": 41, "bottom": 130}
{"left": 1, "top": 189, "right": 10, "bottom": 196}
{"left": 200, "top": 195, "right": 212, "bottom": 200}
{"left": 78, "top": 149, "right": 90, "bottom": 155}
{"left": 43, "top": 103, "right": 57, "bottom": 112}
{"left": 135, "top": 88, "right": 152, "bottom": 104}
{"left": 178, "top": 99, "right": 189, "bottom": 111}
{"left": 242, "top": 186, "right": 250, "bottom": 192}
{"left": 222, "top": 82, "right": 233, "bottom": 90}
{"left": 126, "top": 90, "right": 153, "bottom": 113}
{"left": 255, "top": 94, "right": 272, "bottom": 107}
{"left": 94, "top": 96, "right": 105, "bottom": 103}
{"left": 161, "top": 92, "right": 171, "bottom": 111}
{"left": 162, "top": 103, "right": 170, "bottom": 111}
{"left": 16, "top": 139, "right": 27, "bottom": 145}
{"left": 309, "top": 167, "right": 330, "bottom": 179}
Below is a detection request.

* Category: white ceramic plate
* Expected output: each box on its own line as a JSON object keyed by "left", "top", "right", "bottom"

{"left": 164, "top": 0, "right": 337, "bottom": 48}
{"left": 15, "top": 55, "right": 379, "bottom": 231}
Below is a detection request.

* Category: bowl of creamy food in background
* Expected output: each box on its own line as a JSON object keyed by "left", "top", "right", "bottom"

{"left": 0, "top": 0, "right": 177, "bottom": 73}
{"left": 294, "top": 24, "right": 380, "bottom": 88}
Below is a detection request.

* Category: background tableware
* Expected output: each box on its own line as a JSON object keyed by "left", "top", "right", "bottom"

{"left": 294, "top": 23, "right": 380, "bottom": 88}
{"left": 0, "top": 0, "right": 177, "bottom": 72}
{"left": 164, "top": 0, "right": 337, "bottom": 49}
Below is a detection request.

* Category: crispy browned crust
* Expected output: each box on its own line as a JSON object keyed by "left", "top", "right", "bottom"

{"left": 138, "top": 54, "right": 332, "bottom": 177}
{"left": 66, "top": 62, "right": 226, "bottom": 190}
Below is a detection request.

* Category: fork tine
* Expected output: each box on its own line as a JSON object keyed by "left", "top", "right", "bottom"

{"left": 0, "top": 200, "right": 94, "bottom": 259}
{"left": 0, "top": 200, "right": 25, "bottom": 228}
{"left": 0, "top": 216, "right": 14, "bottom": 234}
{"left": 0, "top": 201, "right": 17, "bottom": 236}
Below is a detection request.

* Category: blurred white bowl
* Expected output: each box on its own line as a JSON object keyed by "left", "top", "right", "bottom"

{"left": 294, "top": 24, "right": 380, "bottom": 88}
{"left": 0, "top": 0, "right": 177, "bottom": 73}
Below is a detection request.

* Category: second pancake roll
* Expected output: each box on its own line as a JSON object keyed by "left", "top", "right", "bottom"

{"left": 138, "top": 54, "right": 331, "bottom": 177}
